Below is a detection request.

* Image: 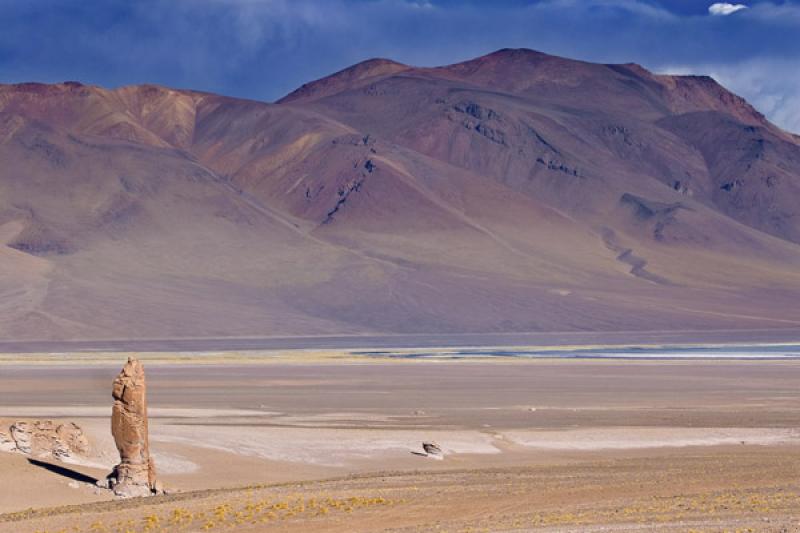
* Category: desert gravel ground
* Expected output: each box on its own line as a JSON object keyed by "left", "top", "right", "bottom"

{"left": 2, "top": 356, "right": 800, "bottom": 531}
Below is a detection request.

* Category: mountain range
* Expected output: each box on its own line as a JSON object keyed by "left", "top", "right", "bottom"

{"left": 1, "top": 48, "right": 799, "bottom": 341}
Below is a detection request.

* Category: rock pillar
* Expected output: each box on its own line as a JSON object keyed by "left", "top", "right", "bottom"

{"left": 108, "top": 357, "right": 158, "bottom": 497}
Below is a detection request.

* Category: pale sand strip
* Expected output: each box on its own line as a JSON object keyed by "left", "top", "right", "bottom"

{"left": 0, "top": 407, "right": 276, "bottom": 418}
{"left": 6, "top": 410, "right": 799, "bottom": 470}
{"left": 150, "top": 426, "right": 501, "bottom": 466}
{"left": 504, "top": 427, "right": 800, "bottom": 450}
{"left": 151, "top": 425, "right": 800, "bottom": 466}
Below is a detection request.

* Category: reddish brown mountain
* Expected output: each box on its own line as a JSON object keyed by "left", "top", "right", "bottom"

{"left": 1, "top": 49, "right": 799, "bottom": 341}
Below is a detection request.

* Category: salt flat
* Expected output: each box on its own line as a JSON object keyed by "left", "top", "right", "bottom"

{"left": 2, "top": 355, "right": 800, "bottom": 531}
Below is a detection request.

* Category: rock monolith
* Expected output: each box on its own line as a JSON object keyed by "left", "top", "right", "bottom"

{"left": 107, "top": 357, "right": 159, "bottom": 498}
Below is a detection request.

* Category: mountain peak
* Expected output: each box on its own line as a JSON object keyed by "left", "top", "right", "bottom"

{"left": 354, "top": 57, "right": 408, "bottom": 69}
{"left": 480, "top": 47, "right": 552, "bottom": 60}
{"left": 440, "top": 48, "right": 558, "bottom": 73}
{"left": 278, "top": 57, "right": 409, "bottom": 104}
{"left": 1, "top": 80, "right": 95, "bottom": 96}
{"left": 656, "top": 72, "right": 768, "bottom": 127}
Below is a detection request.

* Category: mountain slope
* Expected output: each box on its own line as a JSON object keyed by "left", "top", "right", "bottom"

{"left": 281, "top": 48, "right": 800, "bottom": 244}
{"left": 1, "top": 49, "right": 799, "bottom": 341}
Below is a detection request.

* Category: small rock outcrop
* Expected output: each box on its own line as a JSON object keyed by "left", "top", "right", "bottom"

{"left": 421, "top": 441, "right": 443, "bottom": 458}
{"left": 10, "top": 421, "right": 32, "bottom": 453}
{"left": 0, "top": 429, "right": 14, "bottom": 452}
{"left": 0, "top": 419, "right": 90, "bottom": 460}
{"left": 107, "top": 357, "right": 159, "bottom": 498}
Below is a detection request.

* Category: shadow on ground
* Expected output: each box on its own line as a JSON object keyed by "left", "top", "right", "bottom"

{"left": 27, "top": 458, "right": 98, "bottom": 484}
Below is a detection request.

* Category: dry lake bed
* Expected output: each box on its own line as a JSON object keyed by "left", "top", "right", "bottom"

{"left": 1, "top": 348, "right": 800, "bottom": 532}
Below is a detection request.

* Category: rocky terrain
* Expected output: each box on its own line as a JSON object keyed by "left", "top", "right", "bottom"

{"left": 0, "top": 419, "right": 90, "bottom": 463}
{"left": 1, "top": 48, "right": 799, "bottom": 340}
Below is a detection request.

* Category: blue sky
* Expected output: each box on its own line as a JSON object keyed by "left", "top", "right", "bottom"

{"left": 1, "top": 0, "right": 799, "bottom": 132}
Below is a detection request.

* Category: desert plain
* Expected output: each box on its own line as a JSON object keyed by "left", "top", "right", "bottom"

{"left": 2, "top": 345, "right": 800, "bottom": 532}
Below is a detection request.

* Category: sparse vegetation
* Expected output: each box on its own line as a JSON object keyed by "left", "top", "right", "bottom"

{"left": 29, "top": 493, "right": 394, "bottom": 533}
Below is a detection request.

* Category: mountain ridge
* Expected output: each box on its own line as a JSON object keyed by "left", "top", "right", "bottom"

{"left": 1, "top": 49, "right": 799, "bottom": 341}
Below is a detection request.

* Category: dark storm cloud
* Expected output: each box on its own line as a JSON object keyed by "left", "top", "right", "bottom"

{"left": 0, "top": 0, "right": 799, "bottom": 131}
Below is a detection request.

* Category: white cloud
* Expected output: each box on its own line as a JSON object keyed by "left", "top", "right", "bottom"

{"left": 708, "top": 3, "right": 748, "bottom": 16}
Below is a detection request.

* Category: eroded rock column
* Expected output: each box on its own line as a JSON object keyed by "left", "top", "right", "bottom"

{"left": 108, "top": 357, "right": 159, "bottom": 497}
